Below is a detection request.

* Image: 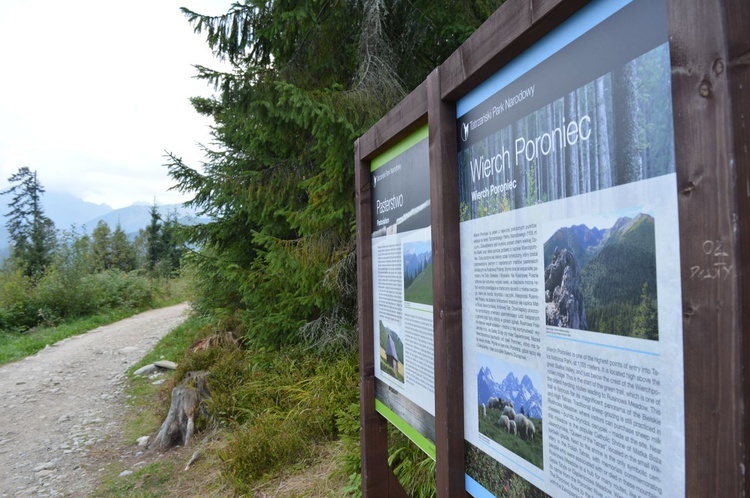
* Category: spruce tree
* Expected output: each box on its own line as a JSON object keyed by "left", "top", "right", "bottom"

{"left": 633, "top": 282, "right": 658, "bottom": 340}
{"left": 145, "top": 203, "right": 165, "bottom": 273}
{"left": 111, "top": 223, "right": 136, "bottom": 272}
{"left": 90, "top": 220, "right": 113, "bottom": 271}
{"left": 169, "top": 0, "right": 504, "bottom": 347}
{"left": 2, "top": 167, "right": 56, "bottom": 277}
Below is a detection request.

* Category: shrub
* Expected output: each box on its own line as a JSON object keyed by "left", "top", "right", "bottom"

{"left": 85, "top": 270, "right": 154, "bottom": 310}
{"left": 32, "top": 264, "right": 98, "bottom": 319}
{"left": 0, "top": 267, "right": 37, "bottom": 331}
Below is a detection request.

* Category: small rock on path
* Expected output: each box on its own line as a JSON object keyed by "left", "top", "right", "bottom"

{"left": 0, "top": 303, "right": 190, "bottom": 497}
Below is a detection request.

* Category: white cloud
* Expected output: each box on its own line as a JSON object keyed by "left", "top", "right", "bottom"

{"left": 0, "top": 0, "right": 232, "bottom": 209}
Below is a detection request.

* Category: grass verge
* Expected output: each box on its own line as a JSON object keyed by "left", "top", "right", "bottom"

{"left": 0, "top": 307, "right": 154, "bottom": 365}
{"left": 95, "top": 316, "right": 365, "bottom": 497}
{"left": 94, "top": 315, "right": 227, "bottom": 498}
{"left": 0, "top": 277, "right": 189, "bottom": 366}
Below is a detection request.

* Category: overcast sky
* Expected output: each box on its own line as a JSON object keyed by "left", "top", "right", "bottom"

{"left": 0, "top": 0, "right": 232, "bottom": 209}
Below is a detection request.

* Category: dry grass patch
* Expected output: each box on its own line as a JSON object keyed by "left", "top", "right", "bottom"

{"left": 251, "top": 442, "right": 349, "bottom": 498}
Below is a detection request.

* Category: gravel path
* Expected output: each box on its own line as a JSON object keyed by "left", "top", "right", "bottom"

{"left": 0, "top": 303, "right": 190, "bottom": 497}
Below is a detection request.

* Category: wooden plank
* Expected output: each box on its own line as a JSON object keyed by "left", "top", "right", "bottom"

{"left": 376, "top": 381, "right": 437, "bottom": 447}
{"left": 666, "top": 0, "right": 746, "bottom": 495}
{"left": 722, "top": 2, "right": 750, "bottom": 498}
{"left": 356, "top": 139, "right": 393, "bottom": 497}
{"left": 440, "top": 0, "right": 590, "bottom": 101}
{"left": 356, "top": 138, "right": 410, "bottom": 498}
{"left": 427, "top": 68, "right": 467, "bottom": 498}
{"left": 358, "top": 81, "right": 428, "bottom": 161}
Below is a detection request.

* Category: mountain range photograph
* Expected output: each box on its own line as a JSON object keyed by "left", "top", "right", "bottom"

{"left": 543, "top": 211, "right": 658, "bottom": 340}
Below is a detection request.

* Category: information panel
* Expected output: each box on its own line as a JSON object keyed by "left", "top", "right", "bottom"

{"left": 456, "top": 1, "right": 685, "bottom": 496}
{"left": 371, "top": 126, "right": 436, "bottom": 457}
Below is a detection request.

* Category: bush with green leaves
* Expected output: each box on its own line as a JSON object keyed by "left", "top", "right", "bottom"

{"left": 0, "top": 266, "right": 37, "bottom": 331}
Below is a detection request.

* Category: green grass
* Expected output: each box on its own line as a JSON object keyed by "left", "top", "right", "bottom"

{"left": 404, "top": 263, "right": 433, "bottom": 305}
{"left": 98, "top": 318, "right": 362, "bottom": 497}
{"left": 94, "top": 462, "right": 176, "bottom": 498}
{"left": 0, "top": 307, "right": 153, "bottom": 365}
{"left": 129, "top": 315, "right": 209, "bottom": 374}
{"left": 95, "top": 316, "right": 219, "bottom": 498}
{"left": 0, "top": 276, "right": 190, "bottom": 366}
{"left": 478, "top": 406, "right": 544, "bottom": 469}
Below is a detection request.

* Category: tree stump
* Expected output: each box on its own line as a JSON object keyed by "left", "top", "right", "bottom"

{"left": 150, "top": 371, "right": 210, "bottom": 451}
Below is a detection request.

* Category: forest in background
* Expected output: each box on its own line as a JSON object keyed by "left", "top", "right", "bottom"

{"left": 0, "top": 167, "right": 185, "bottom": 332}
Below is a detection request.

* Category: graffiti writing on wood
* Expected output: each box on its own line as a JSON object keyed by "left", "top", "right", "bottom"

{"left": 689, "top": 240, "right": 733, "bottom": 281}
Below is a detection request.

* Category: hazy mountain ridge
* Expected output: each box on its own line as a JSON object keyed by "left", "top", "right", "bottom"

{"left": 83, "top": 204, "right": 206, "bottom": 236}
{"left": 580, "top": 214, "right": 657, "bottom": 309}
{"left": 543, "top": 223, "right": 605, "bottom": 269}
{"left": 544, "top": 214, "right": 658, "bottom": 337}
{"left": 403, "top": 250, "right": 432, "bottom": 280}
{"left": 43, "top": 192, "right": 114, "bottom": 229}
{"left": 0, "top": 193, "right": 208, "bottom": 255}
{"left": 544, "top": 214, "right": 654, "bottom": 269}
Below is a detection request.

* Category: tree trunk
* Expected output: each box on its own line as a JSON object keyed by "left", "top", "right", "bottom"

{"left": 595, "top": 75, "right": 612, "bottom": 189}
{"left": 613, "top": 59, "right": 643, "bottom": 185}
{"left": 150, "top": 371, "right": 211, "bottom": 451}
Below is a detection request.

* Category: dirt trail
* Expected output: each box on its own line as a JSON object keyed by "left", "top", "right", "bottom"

{"left": 0, "top": 303, "right": 190, "bottom": 497}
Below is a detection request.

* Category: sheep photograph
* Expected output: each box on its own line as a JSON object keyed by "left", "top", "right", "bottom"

{"left": 476, "top": 356, "right": 544, "bottom": 469}
{"left": 379, "top": 320, "right": 405, "bottom": 383}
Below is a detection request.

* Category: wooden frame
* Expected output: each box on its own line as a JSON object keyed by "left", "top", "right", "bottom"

{"left": 356, "top": 0, "right": 749, "bottom": 496}
{"left": 666, "top": 0, "right": 750, "bottom": 495}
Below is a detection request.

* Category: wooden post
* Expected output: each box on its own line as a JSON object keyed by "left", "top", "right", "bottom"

{"left": 427, "top": 68, "right": 468, "bottom": 497}
{"left": 666, "top": 0, "right": 749, "bottom": 495}
{"left": 356, "top": 139, "right": 408, "bottom": 498}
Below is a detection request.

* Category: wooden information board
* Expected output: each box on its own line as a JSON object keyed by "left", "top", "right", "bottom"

{"left": 356, "top": 0, "right": 749, "bottom": 496}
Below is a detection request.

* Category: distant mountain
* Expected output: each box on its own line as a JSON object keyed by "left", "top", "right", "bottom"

{"left": 83, "top": 203, "right": 207, "bottom": 236}
{"left": 544, "top": 214, "right": 655, "bottom": 272}
{"left": 477, "top": 366, "right": 543, "bottom": 419}
{"left": 0, "top": 192, "right": 114, "bottom": 250}
{"left": 403, "top": 250, "right": 432, "bottom": 281}
{"left": 42, "top": 191, "right": 113, "bottom": 230}
{"left": 580, "top": 214, "right": 657, "bottom": 309}
{"left": 543, "top": 223, "right": 606, "bottom": 269}
{"left": 477, "top": 366, "right": 503, "bottom": 405}
{"left": 543, "top": 213, "right": 658, "bottom": 337}
{"left": 0, "top": 193, "right": 209, "bottom": 257}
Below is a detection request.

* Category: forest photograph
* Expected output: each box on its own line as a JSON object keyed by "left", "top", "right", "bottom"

{"left": 379, "top": 320, "right": 405, "bottom": 383}
{"left": 458, "top": 42, "right": 675, "bottom": 222}
{"left": 543, "top": 209, "right": 659, "bottom": 340}
{"left": 403, "top": 240, "right": 433, "bottom": 305}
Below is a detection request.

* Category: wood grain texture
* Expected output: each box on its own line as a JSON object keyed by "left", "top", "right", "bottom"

{"left": 666, "top": 0, "right": 748, "bottom": 495}
{"left": 358, "top": 81, "right": 428, "bottom": 161}
{"left": 427, "top": 68, "right": 468, "bottom": 498}
{"left": 357, "top": 0, "right": 750, "bottom": 495}
{"left": 723, "top": 1, "right": 750, "bottom": 498}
